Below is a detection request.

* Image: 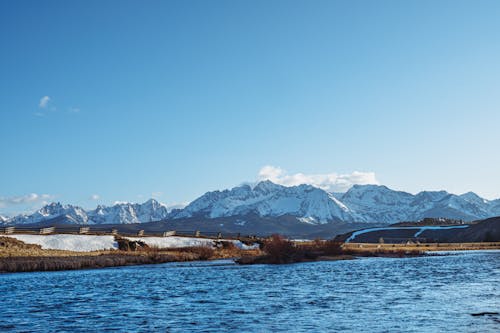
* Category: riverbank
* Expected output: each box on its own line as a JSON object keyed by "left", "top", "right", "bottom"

{"left": 342, "top": 242, "right": 500, "bottom": 252}
{"left": 236, "top": 236, "right": 500, "bottom": 265}
{"left": 0, "top": 236, "right": 261, "bottom": 273}
{"left": 2, "top": 235, "right": 499, "bottom": 272}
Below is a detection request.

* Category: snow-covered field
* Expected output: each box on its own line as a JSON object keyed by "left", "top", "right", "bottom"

{"left": 4, "top": 234, "right": 259, "bottom": 252}
{"left": 124, "top": 236, "right": 259, "bottom": 250}
{"left": 5, "top": 234, "right": 118, "bottom": 252}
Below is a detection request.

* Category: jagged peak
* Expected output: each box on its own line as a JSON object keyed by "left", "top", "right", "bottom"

{"left": 253, "top": 180, "right": 284, "bottom": 192}
{"left": 460, "top": 191, "right": 485, "bottom": 200}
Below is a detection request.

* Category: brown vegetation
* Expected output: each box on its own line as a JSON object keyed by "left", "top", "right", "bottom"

{"left": 342, "top": 242, "right": 500, "bottom": 252}
{"left": 0, "top": 236, "right": 262, "bottom": 273}
{"left": 237, "top": 235, "right": 353, "bottom": 265}
{"left": 235, "top": 235, "right": 469, "bottom": 264}
{"left": 0, "top": 253, "right": 193, "bottom": 273}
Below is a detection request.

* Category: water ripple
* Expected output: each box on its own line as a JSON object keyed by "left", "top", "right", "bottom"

{"left": 0, "top": 252, "right": 499, "bottom": 332}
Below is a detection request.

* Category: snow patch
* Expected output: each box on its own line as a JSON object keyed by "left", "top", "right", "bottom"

{"left": 413, "top": 225, "right": 469, "bottom": 237}
{"left": 124, "top": 236, "right": 259, "bottom": 250}
{"left": 5, "top": 234, "right": 118, "bottom": 252}
{"left": 298, "top": 217, "right": 317, "bottom": 224}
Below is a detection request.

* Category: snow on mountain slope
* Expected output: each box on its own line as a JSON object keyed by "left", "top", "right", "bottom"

{"left": 7, "top": 202, "right": 89, "bottom": 225}
{"left": 340, "top": 185, "right": 495, "bottom": 223}
{"left": 3, "top": 199, "right": 171, "bottom": 225}
{"left": 489, "top": 199, "right": 500, "bottom": 215}
{"left": 419, "top": 194, "right": 491, "bottom": 221}
{"left": 340, "top": 185, "right": 415, "bottom": 223}
{"left": 87, "top": 199, "right": 169, "bottom": 224}
{"left": 175, "top": 182, "right": 500, "bottom": 224}
{"left": 2, "top": 182, "right": 500, "bottom": 226}
{"left": 174, "top": 180, "right": 354, "bottom": 224}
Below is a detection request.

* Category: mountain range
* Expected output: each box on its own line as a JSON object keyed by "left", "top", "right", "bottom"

{"left": 2, "top": 181, "right": 500, "bottom": 226}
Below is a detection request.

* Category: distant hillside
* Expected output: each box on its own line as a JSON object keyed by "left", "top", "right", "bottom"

{"left": 336, "top": 217, "right": 500, "bottom": 243}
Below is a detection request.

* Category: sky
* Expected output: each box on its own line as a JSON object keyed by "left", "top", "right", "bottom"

{"left": 1, "top": 0, "right": 500, "bottom": 215}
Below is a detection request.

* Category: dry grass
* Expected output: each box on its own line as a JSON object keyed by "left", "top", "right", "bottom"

{"left": 239, "top": 235, "right": 350, "bottom": 264}
{"left": 0, "top": 253, "right": 198, "bottom": 273}
{"left": 0, "top": 236, "right": 262, "bottom": 273}
{"left": 342, "top": 242, "right": 500, "bottom": 253}
{"left": 239, "top": 237, "right": 500, "bottom": 264}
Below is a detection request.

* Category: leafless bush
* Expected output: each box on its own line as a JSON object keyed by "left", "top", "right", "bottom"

{"left": 263, "top": 234, "right": 299, "bottom": 264}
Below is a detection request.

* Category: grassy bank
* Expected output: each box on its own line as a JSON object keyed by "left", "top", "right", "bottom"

{"left": 0, "top": 236, "right": 261, "bottom": 273}
{"left": 237, "top": 236, "right": 500, "bottom": 265}
{"left": 342, "top": 242, "right": 500, "bottom": 252}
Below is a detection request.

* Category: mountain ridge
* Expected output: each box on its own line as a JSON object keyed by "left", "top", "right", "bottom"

{"left": 2, "top": 181, "right": 500, "bottom": 225}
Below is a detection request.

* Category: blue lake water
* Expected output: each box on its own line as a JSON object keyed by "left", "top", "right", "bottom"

{"left": 1, "top": 251, "right": 499, "bottom": 332}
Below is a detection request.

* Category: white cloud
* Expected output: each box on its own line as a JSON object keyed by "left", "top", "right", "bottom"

{"left": 151, "top": 191, "right": 163, "bottom": 198}
{"left": 0, "top": 193, "right": 55, "bottom": 215}
{"left": 113, "top": 201, "right": 131, "bottom": 205}
{"left": 90, "top": 194, "right": 100, "bottom": 200}
{"left": 257, "top": 165, "right": 379, "bottom": 192}
{"left": 0, "top": 193, "right": 53, "bottom": 207}
{"left": 166, "top": 202, "right": 189, "bottom": 210}
{"left": 39, "top": 96, "right": 50, "bottom": 108}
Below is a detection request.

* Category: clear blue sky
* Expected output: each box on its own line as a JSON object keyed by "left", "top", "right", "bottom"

{"left": 1, "top": 0, "right": 500, "bottom": 214}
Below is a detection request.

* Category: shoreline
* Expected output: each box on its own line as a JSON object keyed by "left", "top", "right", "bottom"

{"left": 0, "top": 235, "right": 261, "bottom": 273}
{"left": 1, "top": 235, "right": 499, "bottom": 273}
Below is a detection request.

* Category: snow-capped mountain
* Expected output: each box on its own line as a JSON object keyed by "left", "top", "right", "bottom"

{"left": 2, "top": 199, "right": 170, "bottom": 225}
{"left": 8, "top": 202, "right": 89, "bottom": 225}
{"left": 2, "top": 182, "right": 500, "bottom": 226}
{"left": 339, "top": 185, "right": 415, "bottom": 223}
{"left": 88, "top": 199, "right": 169, "bottom": 224}
{"left": 172, "top": 182, "right": 500, "bottom": 224}
{"left": 173, "top": 180, "right": 353, "bottom": 223}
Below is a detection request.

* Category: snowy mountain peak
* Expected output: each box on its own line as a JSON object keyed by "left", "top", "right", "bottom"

{"left": 2, "top": 199, "right": 171, "bottom": 226}
{"left": 6, "top": 202, "right": 89, "bottom": 225}
{"left": 460, "top": 191, "right": 489, "bottom": 205}
{"left": 87, "top": 199, "right": 170, "bottom": 224}
{"left": 2, "top": 182, "right": 500, "bottom": 226}
{"left": 174, "top": 181, "right": 500, "bottom": 224}
{"left": 173, "top": 181, "right": 353, "bottom": 224}
{"left": 253, "top": 180, "right": 284, "bottom": 193}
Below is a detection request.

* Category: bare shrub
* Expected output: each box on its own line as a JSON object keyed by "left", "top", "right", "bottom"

{"left": 217, "top": 241, "right": 238, "bottom": 250}
{"left": 321, "top": 240, "right": 344, "bottom": 255}
{"left": 263, "top": 234, "right": 299, "bottom": 264}
{"left": 191, "top": 246, "right": 215, "bottom": 260}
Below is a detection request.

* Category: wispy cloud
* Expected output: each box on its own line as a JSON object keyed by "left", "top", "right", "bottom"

{"left": 39, "top": 96, "right": 50, "bottom": 108}
{"left": 90, "top": 194, "right": 100, "bottom": 200}
{"left": 0, "top": 193, "right": 53, "bottom": 207}
{"left": 166, "top": 202, "right": 189, "bottom": 210}
{"left": 0, "top": 193, "right": 55, "bottom": 215}
{"left": 151, "top": 191, "right": 163, "bottom": 198}
{"left": 36, "top": 96, "right": 80, "bottom": 116}
{"left": 113, "top": 201, "right": 131, "bottom": 205}
{"left": 257, "top": 165, "right": 379, "bottom": 192}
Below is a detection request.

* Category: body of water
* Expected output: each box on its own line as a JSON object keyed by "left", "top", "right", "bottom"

{"left": 1, "top": 251, "right": 499, "bottom": 332}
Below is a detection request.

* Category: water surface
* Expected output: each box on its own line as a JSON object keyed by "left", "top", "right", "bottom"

{"left": 1, "top": 251, "right": 498, "bottom": 332}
